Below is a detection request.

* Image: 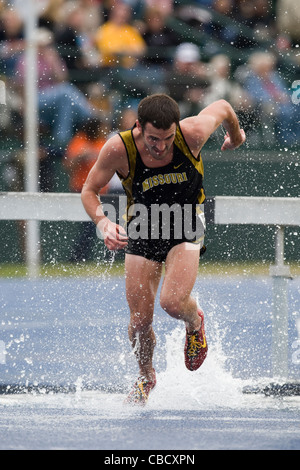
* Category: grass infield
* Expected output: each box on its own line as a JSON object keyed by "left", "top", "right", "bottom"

{"left": 0, "top": 260, "right": 299, "bottom": 279}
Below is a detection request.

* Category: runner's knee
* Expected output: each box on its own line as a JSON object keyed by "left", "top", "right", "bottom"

{"left": 160, "top": 294, "right": 186, "bottom": 319}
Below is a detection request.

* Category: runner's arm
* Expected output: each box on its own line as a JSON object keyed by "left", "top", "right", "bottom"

{"left": 180, "top": 99, "right": 246, "bottom": 154}
{"left": 81, "top": 135, "right": 128, "bottom": 250}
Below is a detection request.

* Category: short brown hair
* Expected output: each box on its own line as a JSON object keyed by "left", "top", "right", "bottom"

{"left": 138, "top": 94, "right": 180, "bottom": 130}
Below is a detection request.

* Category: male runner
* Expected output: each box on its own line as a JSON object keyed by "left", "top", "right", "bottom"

{"left": 81, "top": 94, "right": 246, "bottom": 405}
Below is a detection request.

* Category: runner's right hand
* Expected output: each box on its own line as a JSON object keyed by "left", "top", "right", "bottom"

{"left": 97, "top": 218, "right": 128, "bottom": 251}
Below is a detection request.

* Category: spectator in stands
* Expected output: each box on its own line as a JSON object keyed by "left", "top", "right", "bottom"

{"left": 86, "top": 81, "right": 113, "bottom": 123}
{"left": 234, "top": 0, "right": 273, "bottom": 28}
{"left": 0, "top": 8, "right": 24, "bottom": 76}
{"left": 277, "top": 0, "right": 300, "bottom": 44}
{"left": 0, "top": 79, "right": 23, "bottom": 136}
{"left": 204, "top": 54, "right": 248, "bottom": 106}
{"left": 38, "top": 0, "right": 65, "bottom": 31}
{"left": 64, "top": 116, "right": 109, "bottom": 261}
{"left": 143, "top": 0, "right": 173, "bottom": 17}
{"left": 54, "top": 3, "right": 87, "bottom": 72}
{"left": 54, "top": 1, "right": 102, "bottom": 71}
{"left": 120, "top": 0, "right": 173, "bottom": 18}
{"left": 165, "top": 42, "right": 209, "bottom": 117}
{"left": 208, "top": 0, "right": 260, "bottom": 49}
{"left": 207, "top": 0, "right": 246, "bottom": 48}
{"left": 94, "top": 2, "right": 146, "bottom": 70}
{"left": 120, "top": 0, "right": 144, "bottom": 18}
{"left": 64, "top": 116, "right": 108, "bottom": 194}
{"left": 234, "top": 0, "right": 276, "bottom": 45}
{"left": 141, "top": 7, "right": 181, "bottom": 89}
{"left": 109, "top": 106, "right": 137, "bottom": 139}
{"left": 253, "top": 0, "right": 274, "bottom": 28}
{"left": 204, "top": 54, "right": 252, "bottom": 137}
{"left": 213, "top": 0, "right": 233, "bottom": 15}
{"left": 95, "top": 2, "right": 166, "bottom": 105}
{"left": 14, "top": 28, "right": 97, "bottom": 153}
{"left": 142, "top": 7, "right": 181, "bottom": 69}
{"left": 244, "top": 51, "right": 300, "bottom": 146}
{"left": 78, "top": 0, "right": 104, "bottom": 32}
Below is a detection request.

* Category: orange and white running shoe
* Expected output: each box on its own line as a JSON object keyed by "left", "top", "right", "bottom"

{"left": 125, "top": 371, "right": 156, "bottom": 406}
{"left": 184, "top": 309, "right": 208, "bottom": 371}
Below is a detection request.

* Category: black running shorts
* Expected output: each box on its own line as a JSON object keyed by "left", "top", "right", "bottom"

{"left": 125, "top": 205, "right": 206, "bottom": 263}
{"left": 125, "top": 237, "right": 205, "bottom": 263}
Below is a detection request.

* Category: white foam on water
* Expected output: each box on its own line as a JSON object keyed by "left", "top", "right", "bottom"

{"left": 147, "top": 325, "right": 244, "bottom": 411}
{"left": 146, "top": 326, "right": 300, "bottom": 412}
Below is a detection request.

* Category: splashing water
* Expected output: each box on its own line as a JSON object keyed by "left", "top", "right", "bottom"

{"left": 147, "top": 325, "right": 244, "bottom": 411}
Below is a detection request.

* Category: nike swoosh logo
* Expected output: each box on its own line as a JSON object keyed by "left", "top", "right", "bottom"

{"left": 174, "top": 163, "right": 184, "bottom": 169}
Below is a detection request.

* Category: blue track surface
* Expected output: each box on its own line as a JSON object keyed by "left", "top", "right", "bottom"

{"left": 0, "top": 273, "right": 299, "bottom": 450}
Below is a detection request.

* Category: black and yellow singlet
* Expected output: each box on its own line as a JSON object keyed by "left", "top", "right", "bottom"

{"left": 118, "top": 124, "right": 206, "bottom": 262}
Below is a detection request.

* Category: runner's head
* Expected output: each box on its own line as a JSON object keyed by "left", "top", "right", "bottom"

{"left": 137, "top": 94, "right": 180, "bottom": 131}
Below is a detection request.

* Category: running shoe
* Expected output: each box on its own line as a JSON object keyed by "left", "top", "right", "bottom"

{"left": 125, "top": 371, "right": 156, "bottom": 406}
{"left": 184, "top": 309, "right": 208, "bottom": 371}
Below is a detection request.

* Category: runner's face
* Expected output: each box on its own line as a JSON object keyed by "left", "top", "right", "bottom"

{"left": 141, "top": 122, "right": 177, "bottom": 160}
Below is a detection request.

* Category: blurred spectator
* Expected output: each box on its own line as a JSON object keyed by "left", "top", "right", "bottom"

{"left": 233, "top": 0, "right": 276, "bottom": 45}
{"left": 234, "top": 0, "right": 260, "bottom": 27}
{"left": 94, "top": 2, "right": 146, "bottom": 69}
{"left": 234, "top": 0, "right": 273, "bottom": 28}
{"left": 204, "top": 54, "right": 247, "bottom": 105}
{"left": 173, "top": 43, "right": 207, "bottom": 79}
{"left": 175, "top": 0, "right": 257, "bottom": 51}
{"left": 78, "top": 0, "right": 104, "bottom": 32}
{"left": 54, "top": 3, "right": 87, "bottom": 71}
{"left": 0, "top": 79, "right": 23, "bottom": 137}
{"left": 14, "top": 28, "right": 97, "bottom": 152}
{"left": 213, "top": 0, "right": 233, "bottom": 16}
{"left": 0, "top": 8, "right": 24, "bottom": 76}
{"left": 165, "top": 42, "right": 209, "bottom": 117}
{"left": 275, "top": 33, "right": 300, "bottom": 67}
{"left": 64, "top": 116, "right": 109, "bottom": 261}
{"left": 204, "top": 0, "right": 244, "bottom": 48}
{"left": 144, "top": 0, "right": 173, "bottom": 17}
{"left": 140, "top": 7, "right": 181, "bottom": 90}
{"left": 86, "top": 81, "right": 113, "bottom": 122}
{"left": 63, "top": 116, "right": 108, "bottom": 194}
{"left": 206, "top": 0, "right": 271, "bottom": 49}
{"left": 277, "top": 0, "right": 300, "bottom": 44}
{"left": 95, "top": 2, "right": 169, "bottom": 105}
{"left": 244, "top": 52, "right": 300, "bottom": 146}
{"left": 174, "top": 2, "right": 214, "bottom": 30}
{"left": 39, "top": 0, "right": 65, "bottom": 31}
{"left": 54, "top": 1, "right": 102, "bottom": 71}
{"left": 112, "top": 106, "right": 137, "bottom": 134}
{"left": 142, "top": 7, "right": 181, "bottom": 69}
{"left": 204, "top": 54, "right": 252, "bottom": 136}
{"left": 120, "top": 0, "right": 144, "bottom": 18}
{"left": 253, "top": 0, "right": 274, "bottom": 28}
{"left": 118, "top": 0, "right": 173, "bottom": 18}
